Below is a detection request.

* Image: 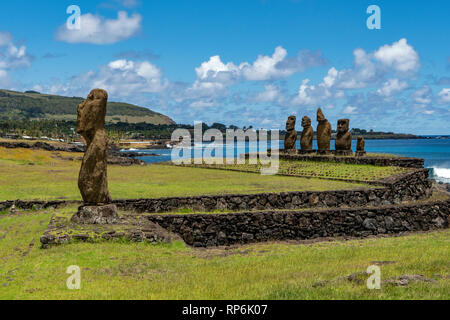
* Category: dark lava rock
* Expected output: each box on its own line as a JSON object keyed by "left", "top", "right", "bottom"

{"left": 71, "top": 204, "right": 119, "bottom": 225}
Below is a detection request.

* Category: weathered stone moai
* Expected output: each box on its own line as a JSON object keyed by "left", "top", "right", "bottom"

{"left": 316, "top": 108, "right": 332, "bottom": 154}
{"left": 284, "top": 115, "right": 298, "bottom": 153}
{"left": 356, "top": 136, "right": 366, "bottom": 157}
{"left": 71, "top": 89, "right": 118, "bottom": 224}
{"left": 335, "top": 119, "right": 353, "bottom": 156}
{"left": 300, "top": 116, "right": 314, "bottom": 154}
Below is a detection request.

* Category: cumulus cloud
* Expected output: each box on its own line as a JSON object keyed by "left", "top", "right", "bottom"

{"left": 343, "top": 105, "right": 358, "bottom": 114}
{"left": 174, "top": 46, "right": 326, "bottom": 107}
{"left": 55, "top": 11, "right": 142, "bottom": 44}
{"left": 377, "top": 78, "right": 408, "bottom": 97}
{"left": 0, "top": 31, "right": 32, "bottom": 70}
{"left": 241, "top": 46, "right": 325, "bottom": 81}
{"left": 0, "top": 31, "right": 33, "bottom": 87}
{"left": 373, "top": 38, "right": 420, "bottom": 73}
{"left": 195, "top": 55, "right": 241, "bottom": 84}
{"left": 250, "top": 84, "right": 281, "bottom": 103}
{"left": 290, "top": 68, "right": 344, "bottom": 106}
{"left": 411, "top": 86, "right": 432, "bottom": 105}
{"left": 286, "top": 39, "right": 420, "bottom": 109}
{"left": 193, "top": 46, "right": 325, "bottom": 84}
{"left": 37, "top": 58, "right": 167, "bottom": 100}
{"left": 438, "top": 88, "right": 450, "bottom": 104}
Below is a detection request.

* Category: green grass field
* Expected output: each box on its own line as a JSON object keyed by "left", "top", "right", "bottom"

{"left": 0, "top": 208, "right": 448, "bottom": 300}
{"left": 184, "top": 159, "right": 407, "bottom": 182}
{"left": 0, "top": 147, "right": 372, "bottom": 201}
{"left": 0, "top": 147, "right": 448, "bottom": 300}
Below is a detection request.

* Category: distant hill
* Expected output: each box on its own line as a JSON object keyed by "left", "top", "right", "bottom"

{"left": 0, "top": 89, "right": 176, "bottom": 125}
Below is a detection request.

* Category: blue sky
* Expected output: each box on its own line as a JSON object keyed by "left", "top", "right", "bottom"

{"left": 0, "top": 0, "right": 449, "bottom": 134}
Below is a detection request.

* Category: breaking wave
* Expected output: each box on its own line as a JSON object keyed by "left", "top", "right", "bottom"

{"left": 430, "top": 167, "right": 450, "bottom": 183}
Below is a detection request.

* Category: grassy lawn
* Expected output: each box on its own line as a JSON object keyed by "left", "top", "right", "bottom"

{"left": 184, "top": 159, "right": 408, "bottom": 182}
{"left": 0, "top": 147, "right": 371, "bottom": 201}
{"left": 0, "top": 208, "right": 448, "bottom": 300}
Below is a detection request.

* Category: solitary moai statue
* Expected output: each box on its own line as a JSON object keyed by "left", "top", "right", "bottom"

{"left": 284, "top": 115, "right": 297, "bottom": 153}
{"left": 72, "top": 89, "right": 118, "bottom": 224}
{"left": 335, "top": 119, "right": 353, "bottom": 155}
{"left": 316, "top": 108, "right": 332, "bottom": 154}
{"left": 356, "top": 136, "right": 366, "bottom": 157}
{"left": 300, "top": 116, "right": 314, "bottom": 153}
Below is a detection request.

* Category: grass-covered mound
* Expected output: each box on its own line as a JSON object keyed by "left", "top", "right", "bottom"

{"left": 0, "top": 148, "right": 371, "bottom": 201}
{"left": 0, "top": 207, "right": 448, "bottom": 299}
{"left": 0, "top": 89, "right": 174, "bottom": 124}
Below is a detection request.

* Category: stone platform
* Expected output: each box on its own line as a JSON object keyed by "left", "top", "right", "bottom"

{"left": 242, "top": 151, "right": 425, "bottom": 168}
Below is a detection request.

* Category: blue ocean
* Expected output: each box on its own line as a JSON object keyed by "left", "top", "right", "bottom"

{"left": 129, "top": 138, "right": 450, "bottom": 183}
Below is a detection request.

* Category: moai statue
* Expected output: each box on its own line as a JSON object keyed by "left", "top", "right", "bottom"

{"left": 300, "top": 116, "right": 314, "bottom": 154}
{"left": 71, "top": 89, "right": 118, "bottom": 224}
{"left": 316, "top": 108, "right": 332, "bottom": 154}
{"left": 284, "top": 115, "right": 297, "bottom": 154}
{"left": 335, "top": 119, "right": 353, "bottom": 156}
{"left": 356, "top": 136, "right": 366, "bottom": 157}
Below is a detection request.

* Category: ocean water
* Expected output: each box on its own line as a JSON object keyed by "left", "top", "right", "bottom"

{"left": 130, "top": 138, "right": 450, "bottom": 183}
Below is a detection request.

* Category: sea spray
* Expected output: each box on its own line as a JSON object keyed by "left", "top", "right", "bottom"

{"left": 430, "top": 167, "right": 450, "bottom": 183}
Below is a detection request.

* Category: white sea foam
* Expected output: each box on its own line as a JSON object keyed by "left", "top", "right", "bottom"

{"left": 432, "top": 167, "right": 450, "bottom": 179}
{"left": 431, "top": 167, "right": 450, "bottom": 183}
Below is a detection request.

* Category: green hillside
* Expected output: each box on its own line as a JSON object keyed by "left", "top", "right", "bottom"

{"left": 0, "top": 89, "right": 175, "bottom": 125}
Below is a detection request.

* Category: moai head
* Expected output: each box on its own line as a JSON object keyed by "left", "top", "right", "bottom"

{"left": 302, "top": 116, "right": 311, "bottom": 128}
{"left": 317, "top": 108, "right": 326, "bottom": 123}
{"left": 337, "top": 119, "right": 350, "bottom": 135}
{"left": 77, "top": 89, "right": 108, "bottom": 140}
{"left": 286, "top": 115, "right": 296, "bottom": 131}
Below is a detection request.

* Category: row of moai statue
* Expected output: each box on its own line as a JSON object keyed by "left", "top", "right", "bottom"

{"left": 284, "top": 108, "right": 366, "bottom": 156}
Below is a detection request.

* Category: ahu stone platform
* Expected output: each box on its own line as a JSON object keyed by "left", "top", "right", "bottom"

{"left": 243, "top": 151, "right": 425, "bottom": 168}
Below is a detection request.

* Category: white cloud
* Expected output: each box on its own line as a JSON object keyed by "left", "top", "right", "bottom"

{"left": 241, "top": 46, "right": 288, "bottom": 81}
{"left": 55, "top": 11, "right": 141, "bottom": 44}
{"left": 374, "top": 38, "right": 420, "bottom": 73}
{"left": 241, "top": 46, "right": 325, "bottom": 81}
{"left": 438, "top": 88, "right": 450, "bottom": 104}
{"left": 195, "top": 55, "right": 240, "bottom": 83}
{"left": 0, "top": 31, "right": 32, "bottom": 70}
{"left": 377, "top": 78, "right": 408, "bottom": 97}
{"left": 0, "top": 31, "right": 33, "bottom": 88}
{"left": 412, "top": 86, "right": 432, "bottom": 105}
{"left": 178, "top": 46, "right": 325, "bottom": 107}
{"left": 37, "top": 59, "right": 167, "bottom": 100}
{"left": 251, "top": 84, "right": 280, "bottom": 103}
{"left": 291, "top": 68, "right": 344, "bottom": 106}
{"left": 286, "top": 39, "right": 419, "bottom": 107}
{"left": 343, "top": 105, "right": 358, "bottom": 114}
{"left": 194, "top": 46, "right": 325, "bottom": 85}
